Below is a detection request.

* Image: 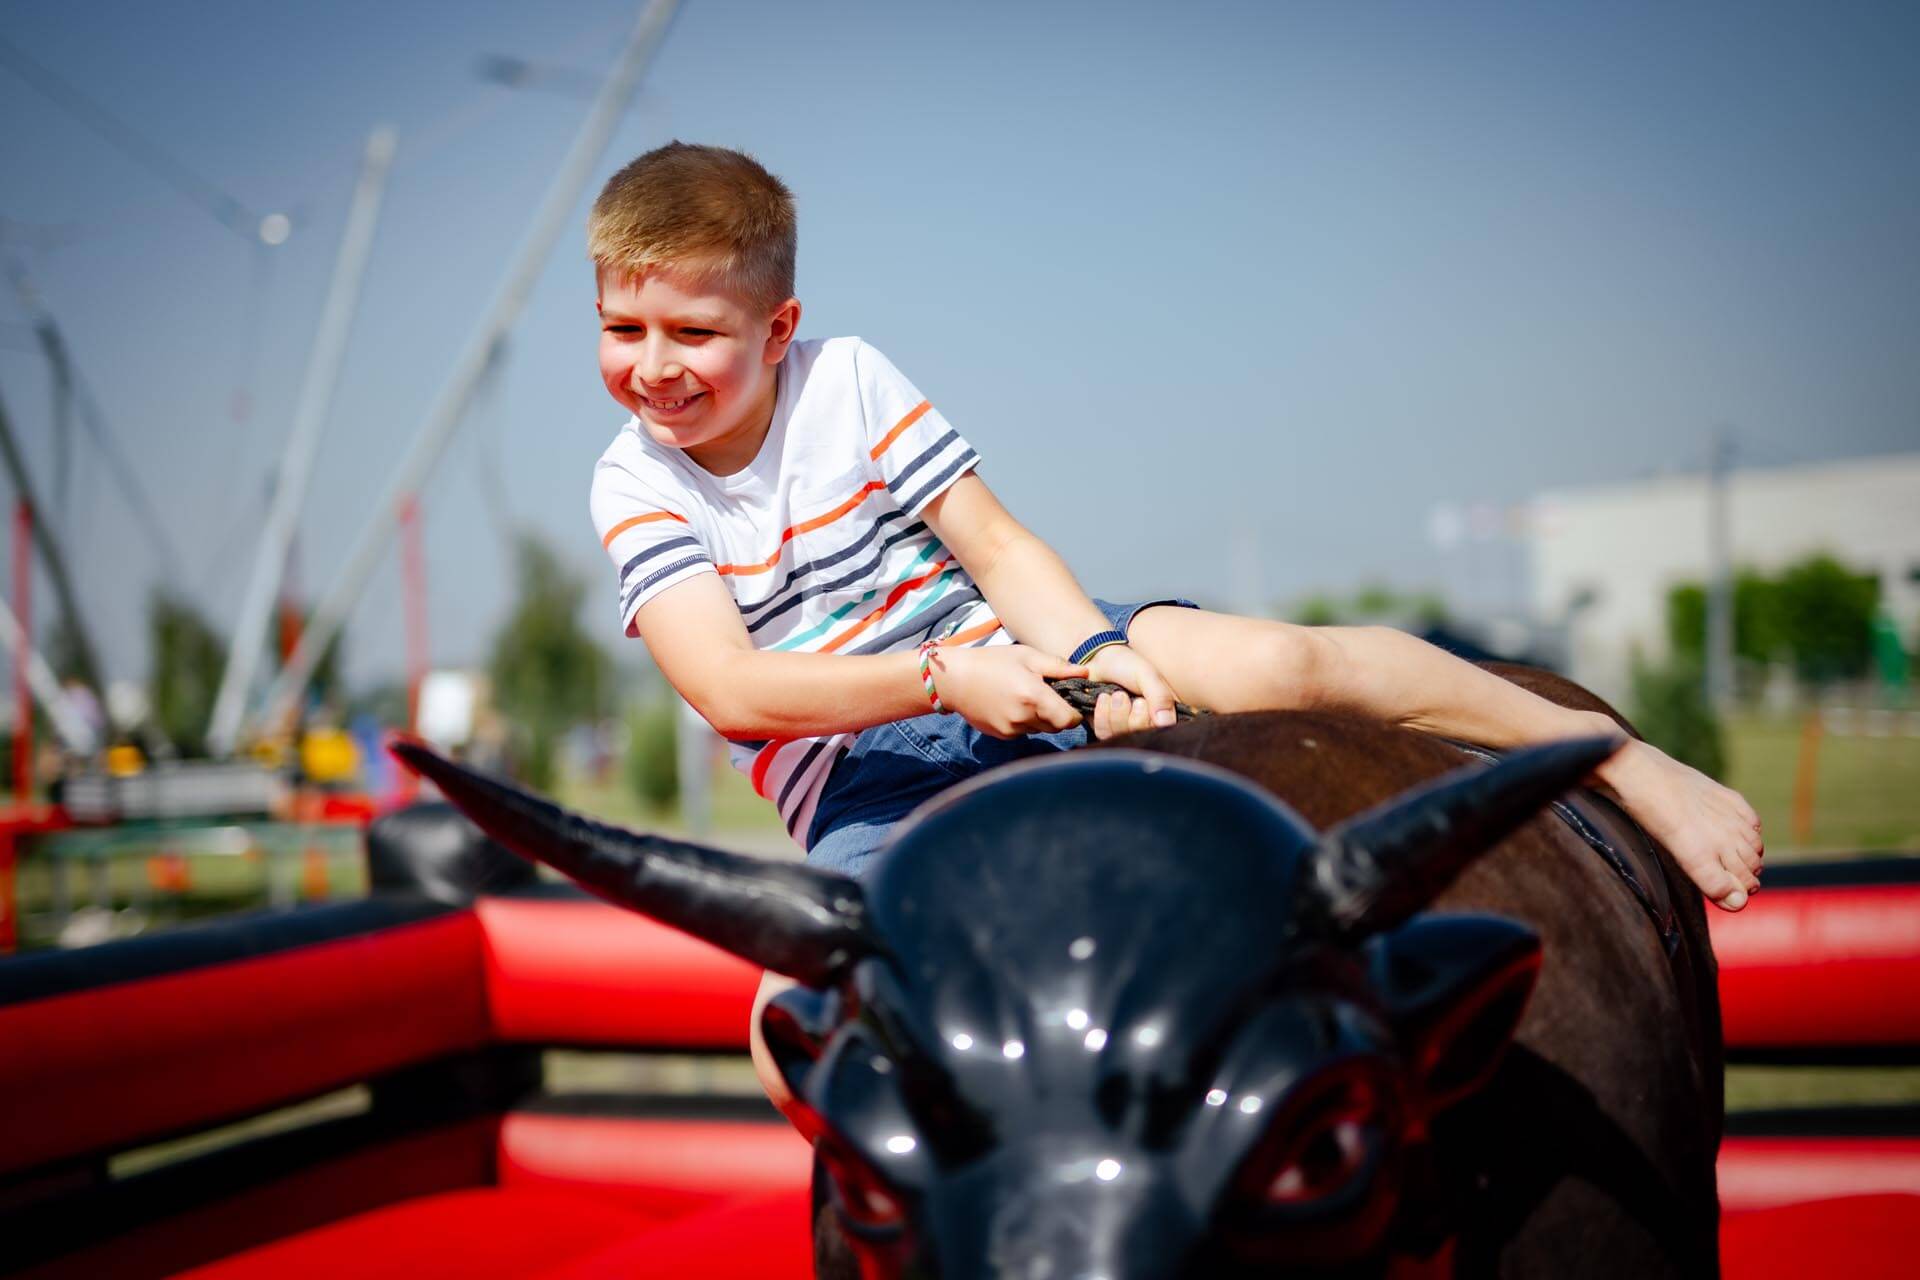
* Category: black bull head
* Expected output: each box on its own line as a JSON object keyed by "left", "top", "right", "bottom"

{"left": 394, "top": 735, "right": 1618, "bottom": 1278}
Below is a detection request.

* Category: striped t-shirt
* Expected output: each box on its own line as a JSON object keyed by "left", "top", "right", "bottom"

{"left": 589, "top": 336, "right": 1008, "bottom": 845}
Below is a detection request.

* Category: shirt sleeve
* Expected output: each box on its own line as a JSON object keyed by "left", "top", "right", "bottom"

{"left": 853, "top": 341, "right": 980, "bottom": 516}
{"left": 590, "top": 455, "right": 715, "bottom": 637}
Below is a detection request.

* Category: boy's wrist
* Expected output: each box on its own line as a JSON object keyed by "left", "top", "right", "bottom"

{"left": 1069, "top": 629, "right": 1129, "bottom": 666}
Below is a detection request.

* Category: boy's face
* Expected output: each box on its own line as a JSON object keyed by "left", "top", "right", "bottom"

{"left": 597, "top": 264, "right": 799, "bottom": 475}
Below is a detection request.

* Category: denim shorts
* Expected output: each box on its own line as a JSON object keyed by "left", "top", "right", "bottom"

{"left": 803, "top": 596, "right": 1198, "bottom": 879}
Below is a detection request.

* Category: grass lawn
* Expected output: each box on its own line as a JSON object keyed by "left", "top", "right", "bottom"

{"left": 555, "top": 757, "right": 791, "bottom": 856}
{"left": 1724, "top": 713, "right": 1920, "bottom": 854}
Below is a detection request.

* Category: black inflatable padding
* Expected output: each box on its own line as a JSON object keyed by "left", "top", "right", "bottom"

{"left": 366, "top": 801, "right": 538, "bottom": 905}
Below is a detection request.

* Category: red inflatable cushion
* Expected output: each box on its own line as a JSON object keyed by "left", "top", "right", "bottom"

{"left": 535, "top": 1189, "right": 813, "bottom": 1280}
{"left": 476, "top": 898, "right": 759, "bottom": 1049}
{"left": 1721, "top": 1193, "right": 1920, "bottom": 1280}
{"left": 1719, "top": 1136, "right": 1920, "bottom": 1212}
{"left": 0, "top": 913, "right": 486, "bottom": 1178}
{"left": 498, "top": 1112, "right": 811, "bottom": 1217}
{"left": 1710, "top": 885, "right": 1920, "bottom": 1049}
{"left": 170, "top": 1187, "right": 672, "bottom": 1280}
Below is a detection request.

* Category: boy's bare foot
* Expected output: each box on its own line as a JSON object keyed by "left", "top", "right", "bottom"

{"left": 1597, "top": 738, "right": 1764, "bottom": 911}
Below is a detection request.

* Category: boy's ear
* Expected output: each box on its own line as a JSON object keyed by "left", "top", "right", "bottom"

{"left": 764, "top": 297, "right": 802, "bottom": 362}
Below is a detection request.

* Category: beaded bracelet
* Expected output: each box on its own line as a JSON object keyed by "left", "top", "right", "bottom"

{"left": 917, "top": 639, "right": 948, "bottom": 713}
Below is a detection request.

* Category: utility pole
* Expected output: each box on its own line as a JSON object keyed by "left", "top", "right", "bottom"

{"left": 1705, "top": 429, "right": 1735, "bottom": 709}
{"left": 206, "top": 127, "right": 397, "bottom": 757}
{"left": 252, "top": 0, "right": 680, "bottom": 740}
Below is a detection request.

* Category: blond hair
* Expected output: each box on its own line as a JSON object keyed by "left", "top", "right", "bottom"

{"left": 588, "top": 142, "right": 796, "bottom": 314}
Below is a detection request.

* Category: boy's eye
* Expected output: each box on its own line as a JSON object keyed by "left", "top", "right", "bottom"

{"left": 681, "top": 328, "right": 716, "bottom": 338}
{"left": 605, "top": 324, "right": 642, "bottom": 336}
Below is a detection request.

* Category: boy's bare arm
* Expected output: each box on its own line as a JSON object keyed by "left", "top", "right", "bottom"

{"left": 635, "top": 574, "right": 929, "bottom": 739}
{"left": 921, "top": 474, "right": 1115, "bottom": 659}
{"left": 923, "top": 473, "right": 1185, "bottom": 727}
{"left": 635, "top": 571, "right": 1085, "bottom": 741}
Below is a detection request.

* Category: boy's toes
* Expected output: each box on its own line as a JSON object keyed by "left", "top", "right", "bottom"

{"left": 1687, "top": 855, "right": 1749, "bottom": 911}
{"left": 1721, "top": 846, "right": 1760, "bottom": 895}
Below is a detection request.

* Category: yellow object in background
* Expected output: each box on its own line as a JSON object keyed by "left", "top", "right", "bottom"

{"left": 300, "top": 728, "right": 361, "bottom": 784}
{"left": 105, "top": 744, "right": 145, "bottom": 776}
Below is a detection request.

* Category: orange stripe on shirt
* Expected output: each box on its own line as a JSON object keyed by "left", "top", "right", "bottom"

{"left": 818, "top": 558, "right": 954, "bottom": 655}
{"left": 868, "top": 401, "right": 932, "bottom": 462}
{"left": 942, "top": 617, "right": 1003, "bottom": 647}
{"left": 714, "top": 480, "right": 886, "bottom": 577}
{"left": 601, "top": 509, "right": 686, "bottom": 549}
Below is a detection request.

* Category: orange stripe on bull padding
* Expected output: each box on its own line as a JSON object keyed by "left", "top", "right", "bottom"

{"left": 601, "top": 509, "right": 687, "bottom": 549}
{"left": 715, "top": 480, "right": 886, "bottom": 577}
{"left": 818, "top": 558, "right": 953, "bottom": 655}
{"left": 868, "top": 401, "right": 932, "bottom": 461}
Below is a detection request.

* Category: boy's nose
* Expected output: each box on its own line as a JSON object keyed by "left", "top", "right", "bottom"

{"left": 635, "top": 350, "right": 685, "bottom": 386}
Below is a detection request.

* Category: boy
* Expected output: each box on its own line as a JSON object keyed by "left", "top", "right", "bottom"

{"left": 585, "top": 143, "right": 1761, "bottom": 1103}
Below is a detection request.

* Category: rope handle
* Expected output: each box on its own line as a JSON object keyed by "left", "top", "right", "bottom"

{"left": 1046, "top": 678, "right": 1208, "bottom": 723}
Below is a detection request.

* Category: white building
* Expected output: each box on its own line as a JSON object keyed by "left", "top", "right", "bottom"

{"left": 1528, "top": 452, "right": 1920, "bottom": 704}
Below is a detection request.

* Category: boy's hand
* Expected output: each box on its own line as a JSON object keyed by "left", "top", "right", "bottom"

{"left": 1084, "top": 645, "right": 1180, "bottom": 736}
{"left": 933, "top": 645, "right": 1085, "bottom": 739}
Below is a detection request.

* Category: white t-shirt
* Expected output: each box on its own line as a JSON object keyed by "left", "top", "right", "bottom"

{"left": 590, "top": 336, "right": 1007, "bottom": 844}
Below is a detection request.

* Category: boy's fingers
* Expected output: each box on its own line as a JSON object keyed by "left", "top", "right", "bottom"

{"left": 1129, "top": 696, "right": 1154, "bottom": 734}
{"left": 1142, "top": 673, "right": 1178, "bottom": 728}
{"left": 1026, "top": 649, "right": 1088, "bottom": 679}
{"left": 1042, "top": 688, "right": 1082, "bottom": 732}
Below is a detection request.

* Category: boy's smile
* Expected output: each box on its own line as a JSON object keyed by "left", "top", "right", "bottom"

{"left": 597, "top": 265, "right": 799, "bottom": 475}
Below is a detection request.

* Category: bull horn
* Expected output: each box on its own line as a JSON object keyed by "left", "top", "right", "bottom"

{"left": 1300, "top": 735, "right": 1623, "bottom": 940}
{"left": 390, "top": 741, "right": 877, "bottom": 988}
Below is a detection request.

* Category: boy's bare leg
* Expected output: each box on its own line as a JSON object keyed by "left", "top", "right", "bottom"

{"left": 1124, "top": 607, "right": 1764, "bottom": 910}
{"left": 751, "top": 970, "right": 805, "bottom": 1126}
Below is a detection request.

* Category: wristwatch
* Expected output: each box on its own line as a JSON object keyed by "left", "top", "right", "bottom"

{"left": 1069, "top": 629, "right": 1129, "bottom": 665}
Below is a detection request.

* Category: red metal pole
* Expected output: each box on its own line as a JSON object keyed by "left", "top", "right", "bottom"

{"left": 398, "top": 494, "right": 429, "bottom": 736}
{"left": 13, "top": 500, "right": 31, "bottom": 807}
{"left": 5, "top": 500, "right": 28, "bottom": 952}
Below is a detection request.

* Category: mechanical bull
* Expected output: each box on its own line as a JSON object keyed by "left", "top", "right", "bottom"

{"left": 394, "top": 690, "right": 1722, "bottom": 1279}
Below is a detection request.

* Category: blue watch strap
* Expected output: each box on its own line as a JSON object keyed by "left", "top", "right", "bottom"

{"left": 1069, "top": 629, "right": 1129, "bottom": 665}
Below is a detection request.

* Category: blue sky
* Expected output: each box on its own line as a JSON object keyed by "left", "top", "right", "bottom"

{"left": 2, "top": 0, "right": 1916, "bottom": 690}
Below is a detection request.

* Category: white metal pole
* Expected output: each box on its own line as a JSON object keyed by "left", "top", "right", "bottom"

{"left": 1706, "top": 430, "right": 1735, "bottom": 708}
{"left": 253, "top": 0, "right": 679, "bottom": 739}
{"left": 207, "top": 127, "right": 398, "bottom": 757}
{"left": 0, "top": 594, "right": 97, "bottom": 754}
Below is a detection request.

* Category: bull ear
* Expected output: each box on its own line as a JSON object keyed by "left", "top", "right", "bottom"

{"left": 1301, "top": 735, "right": 1621, "bottom": 940}
{"left": 1368, "top": 915, "right": 1541, "bottom": 1112}
{"left": 390, "top": 741, "right": 877, "bottom": 988}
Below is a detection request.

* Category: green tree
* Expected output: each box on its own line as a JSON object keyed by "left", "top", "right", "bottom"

{"left": 1667, "top": 553, "right": 1878, "bottom": 686}
{"left": 488, "top": 536, "right": 609, "bottom": 790}
{"left": 149, "top": 591, "right": 226, "bottom": 756}
{"left": 1287, "top": 583, "right": 1449, "bottom": 627}
{"left": 1627, "top": 652, "right": 1726, "bottom": 781}
{"left": 1774, "top": 555, "right": 1879, "bottom": 684}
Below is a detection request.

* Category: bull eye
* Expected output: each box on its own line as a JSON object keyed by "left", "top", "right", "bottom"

{"left": 1267, "top": 1115, "right": 1369, "bottom": 1205}
{"left": 1235, "top": 1074, "right": 1383, "bottom": 1212}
